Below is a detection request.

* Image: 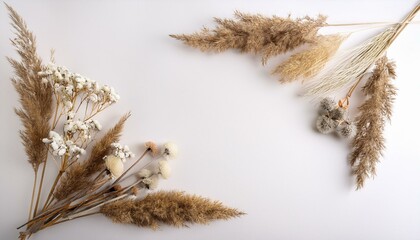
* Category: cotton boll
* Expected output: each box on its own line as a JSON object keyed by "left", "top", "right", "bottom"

{"left": 158, "top": 160, "right": 171, "bottom": 179}
{"left": 138, "top": 169, "right": 152, "bottom": 178}
{"left": 316, "top": 115, "right": 337, "bottom": 134}
{"left": 163, "top": 142, "right": 178, "bottom": 160}
{"left": 142, "top": 175, "right": 159, "bottom": 190}
{"left": 105, "top": 155, "right": 124, "bottom": 178}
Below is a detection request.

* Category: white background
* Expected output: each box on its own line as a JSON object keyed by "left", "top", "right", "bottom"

{"left": 1, "top": 1, "right": 419, "bottom": 239}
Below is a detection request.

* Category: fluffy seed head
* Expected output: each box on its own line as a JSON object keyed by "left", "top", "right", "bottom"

{"left": 142, "top": 175, "right": 159, "bottom": 190}
{"left": 145, "top": 141, "right": 159, "bottom": 157}
{"left": 316, "top": 115, "right": 337, "bottom": 134}
{"left": 158, "top": 160, "right": 171, "bottom": 179}
{"left": 319, "top": 97, "right": 336, "bottom": 113}
{"left": 338, "top": 122, "right": 356, "bottom": 138}
{"left": 330, "top": 107, "right": 346, "bottom": 120}
{"left": 138, "top": 168, "right": 152, "bottom": 179}
{"left": 105, "top": 155, "right": 124, "bottom": 178}
{"left": 163, "top": 142, "right": 178, "bottom": 160}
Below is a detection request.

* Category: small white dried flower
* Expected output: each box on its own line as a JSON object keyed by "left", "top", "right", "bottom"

{"left": 337, "top": 122, "right": 356, "bottom": 138}
{"left": 137, "top": 169, "right": 152, "bottom": 179}
{"left": 319, "top": 97, "right": 336, "bottom": 113}
{"left": 158, "top": 160, "right": 171, "bottom": 179}
{"left": 105, "top": 155, "right": 124, "bottom": 179}
{"left": 142, "top": 175, "right": 159, "bottom": 190}
{"left": 316, "top": 116, "right": 337, "bottom": 134}
{"left": 163, "top": 142, "right": 178, "bottom": 160}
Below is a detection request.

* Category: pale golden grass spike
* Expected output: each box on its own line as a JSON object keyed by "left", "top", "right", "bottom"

{"left": 273, "top": 34, "right": 347, "bottom": 83}
{"left": 350, "top": 56, "right": 396, "bottom": 189}
{"left": 54, "top": 113, "right": 130, "bottom": 200}
{"left": 170, "top": 11, "right": 327, "bottom": 65}
{"left": 101, "top": 191, "right": 244, "bottom": 229}
{"left": 304, "top": 27, "right": 396, "bottom": 97}
{"left": 6, "top": 3, "right": 53, "bottom": 171}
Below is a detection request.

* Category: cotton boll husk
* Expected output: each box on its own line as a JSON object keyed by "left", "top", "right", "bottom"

{"left": 138, "top": 168, "right": 152, "bottom": 179}
{"left": 105, "top": 155, "right": 124, "bottom": 178}
{"left": 163, "top": 142, "right": 178, "bottom": 160}
{"left": 158, "top": 160, "right": 171, "bottom": 179}
{"left": 273, "top": 34, "right": 346, "bottom": 83}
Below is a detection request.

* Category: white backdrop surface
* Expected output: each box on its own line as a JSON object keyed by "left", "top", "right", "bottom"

{"left": 1, "top": 1, "right": 419, "bottom": 239}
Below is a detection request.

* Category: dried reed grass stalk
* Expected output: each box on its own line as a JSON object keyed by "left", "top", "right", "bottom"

{"left": 7, "top": 4, "right": 53, "bottom": 171}
{"left": 171, "top": 11, "right": 326, "bottom": 64}
{"left": 101, "top": 191, "right": 244, "bottom": 229}
{"left": 304, "top": 27, "right": 396, "bottom": 97}
{"left": 54, "top": 113, "right": 130, "bottom": 200}
{"left": 350, "top": 56, "right": 396, "bottom": 189}
{"left": 273, "top": 34, "right": 346, "bottom": 83}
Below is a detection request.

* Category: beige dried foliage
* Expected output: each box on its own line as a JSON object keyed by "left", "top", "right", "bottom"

{"left": 273, "top": 34, "right": 346, "bottom": 83}
{"left": 54, "top": 113, "right": 130, "bottom": 200}
{"left": 6, "top": 4, "right": 53, "bottom": 171}
{"left": 350, "top": 56, "right": 397, "bottom": 189}
{"left": 101, "top": 191, "right": 244, "bottom": 229}
{"left": 171, "top": 11, "right": 326, "bottom": 64}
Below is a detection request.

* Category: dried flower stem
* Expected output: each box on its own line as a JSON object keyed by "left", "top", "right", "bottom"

{"left": 112, "top": 148, "right": 150, "bottom": 185}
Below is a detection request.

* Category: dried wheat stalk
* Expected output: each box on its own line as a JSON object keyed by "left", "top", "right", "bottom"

{"left": 171, "top": 11, "right": 326, "bottom": 65}
{"left": 101, "top": 191, "right": 244, "bottom": 229}
{"left": 350, "top": 56, "right": 396, "bottom": 189}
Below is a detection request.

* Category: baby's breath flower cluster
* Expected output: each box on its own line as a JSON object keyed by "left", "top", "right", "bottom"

{"left": 39, "top": 63, "right": 120, "bottom": 110}
{"left": 42, "top": 131, "right": 85, "bottom": 157}
{"left": 40, "top": 64, "right": 119, "bottom": 162}
{"left": 315, "top": 98, "right": 356, "bottom": 138}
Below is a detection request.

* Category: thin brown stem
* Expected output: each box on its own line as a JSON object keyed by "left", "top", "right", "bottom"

{"left": 27, "top": 171, "right": 38, "bottom": 221}
{"left": 32, "top": 156, "right": 48, "bottom": 218}
{"left": 112, "top": 149, "right": 150, "bottom": 185}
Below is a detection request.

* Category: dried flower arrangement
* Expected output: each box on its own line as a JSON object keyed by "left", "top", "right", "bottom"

{"left": 171, "top": 5, "right": 419, "bottom": 189}
{"left": 6, "top": 5, "right": 243, "bottom": 240}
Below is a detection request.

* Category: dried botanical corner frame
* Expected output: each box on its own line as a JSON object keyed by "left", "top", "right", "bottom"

{"left": 6, "top": 4, "right": 243, "bottom": 240}
{"left": 171, "top": 5, "right": 419, "bottom": 189}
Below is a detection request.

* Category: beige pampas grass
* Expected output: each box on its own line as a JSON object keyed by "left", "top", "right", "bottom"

{"left": 101, "top": 191, "right": 244, "bottom": 229}
{"left": 171, "top": 11, "right": 326, "bottom": 65}
{"left": 350, "top": 56, "right": 396, "bottom": 190}
{"left": 304, "top": 27, "right": 396, "bottom": 97}
{"left": 273, "top": 34, "right": 346, "bottom": 83}
{"left": 7, "top": 4, "right": 53, "bottom": 172}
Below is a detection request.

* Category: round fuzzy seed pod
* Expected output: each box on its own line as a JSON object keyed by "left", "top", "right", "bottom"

{"left": 337, "top": 122, "right": 356, "bottom": 138}
{"left": 105, "top": 155, "right": 124, "bottom": 178}
{"left": 319, "top": 98, "right": 336, "bottom": 113}
{"left": 330, "top": 107, "right": 346, "bottom": 120}
{"left": 316, "top": 115, "right": 338, "bottom": 134}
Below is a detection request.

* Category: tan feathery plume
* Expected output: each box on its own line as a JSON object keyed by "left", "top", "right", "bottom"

{"left": 6, "top": 4, "right": 53, "bottom": 171}
{"left": 170, "top": 11, "right": 327, "bottom": 64}
{"left": 54, "top": 113, "right": 130, "bottom": 200}
{"left": 350, "top": 56, "right": 396, "bottom": 189}
{"left": 273, "top": 34, "right": 346, "bottom": 83}
{"left": 101, "top": 191, "right": 244, "bottom": 229}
